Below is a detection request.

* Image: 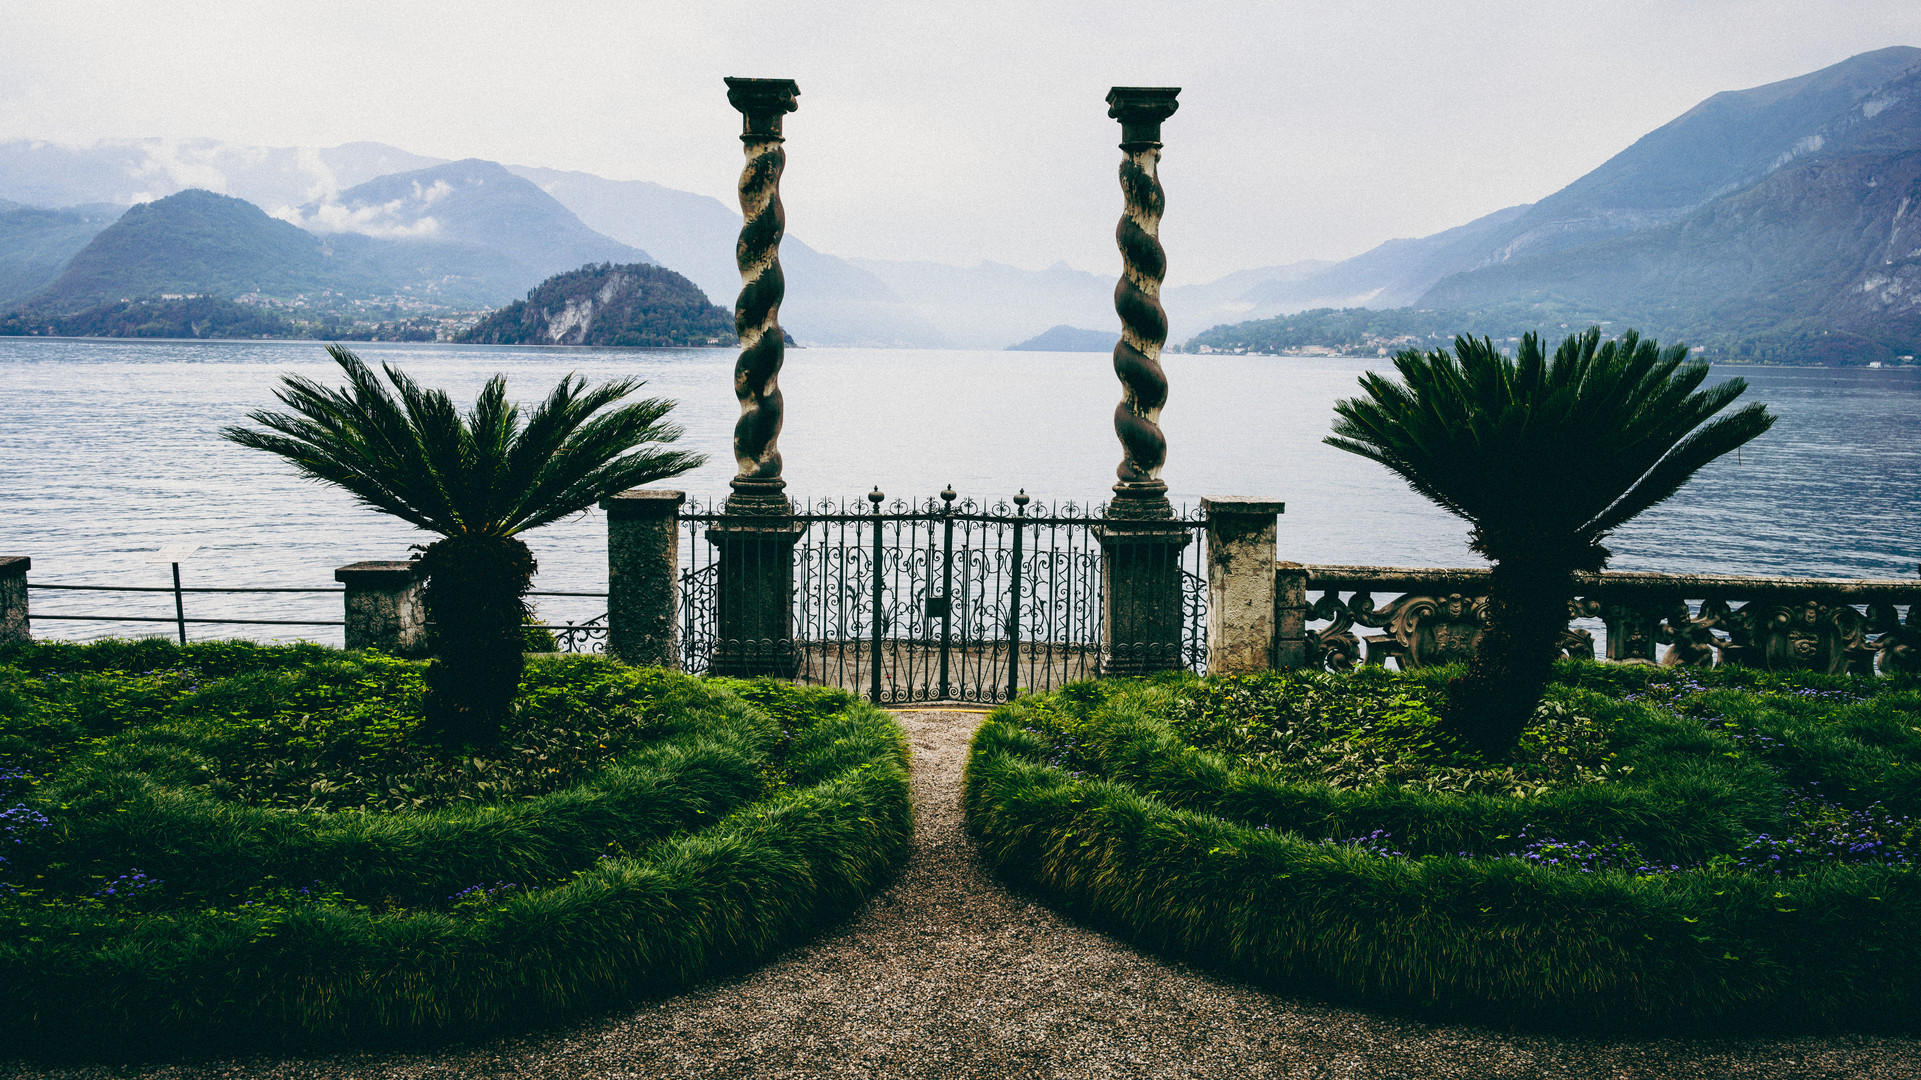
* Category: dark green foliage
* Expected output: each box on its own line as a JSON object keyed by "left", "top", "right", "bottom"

{"left": 1185, "top": 304, "right": 1611, "bottom": 357}
{"left": 1327, "top": 329, "right": 1775, "bottom": 753}
{"left": 457, "top": 262, "right": 736, "bottom": 348}
{"left": 963, "top": 665, "right": 1921, "bottom": 1032}
{"left": 1157, "top": 668, "right": 1622, "bottom": 797}
{"left": 220, "top": 347, "right": 703, "bottom": 743}
{"left": 1182, "top": 302, "right": 1921, "bottom": 368}
{"left": 0, "top": 641, "right": 911, "bottom": 1055}
{"left": 416, "top": 534, "right": 539, "bottom": 740}
{"left": 0, "top": 294, "right": 297, "bottom": 338}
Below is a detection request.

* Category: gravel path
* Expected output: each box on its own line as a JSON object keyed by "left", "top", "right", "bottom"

{"left": 9, "top": 708, "right": 1921, "bottom": 1080}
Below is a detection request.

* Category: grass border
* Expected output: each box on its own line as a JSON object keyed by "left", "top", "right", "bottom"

{"left": 1, "top": 681, "right": 912, "bottom": 1055}
{"left": 962, "top": 689, "right": 1921, "bottom": 1034}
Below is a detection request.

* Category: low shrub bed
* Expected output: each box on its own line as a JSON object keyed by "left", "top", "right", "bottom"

{"left": 0, "top": 639, "right": 912, "bottom": 1055}
{"left": 963, "top": 663, "right": 1921, "bottom": 1033}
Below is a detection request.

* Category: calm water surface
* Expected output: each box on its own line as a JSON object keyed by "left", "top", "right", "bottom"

{"left": 2, "top": 338, "right": 1917, "bottom": 644}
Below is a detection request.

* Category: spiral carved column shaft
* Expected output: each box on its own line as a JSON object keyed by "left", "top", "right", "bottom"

{"left": 712, "top": 78, "right": 803, "bottom": 678}
{"left": 1106, "top": 86, "right": 1180, "bottom": 517}
{"left": 724, "top": 77, "right": 800, "bottom": 514}
{"left": 1098, "top": 87, "right": 1189, "bottom": 677}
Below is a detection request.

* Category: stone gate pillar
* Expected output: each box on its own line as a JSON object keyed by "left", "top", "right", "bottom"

{"left": 334, "top": 561, "right": 425, "bottom": 656}
{"left": 1201, "top": 498, "right": 1284, "bottom": 674}
{"left": 603, "top": 489, "right": 685, "bottom": 668}
{"left": 714, "top": 76, "right": 803, "bottom": 677}
{"left": 1273, "top": 561, "right": 1311, "bottom": 669}
{"left": 1099, "top": 85, "right": 1188, "bottom": 676}
{"left": 1, "top": 557, "right": 28, "bottom": 644}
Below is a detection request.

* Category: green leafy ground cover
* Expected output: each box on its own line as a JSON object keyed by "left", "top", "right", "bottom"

{"left": 963, "top": 663, "right": 1921, "bottom": 1032}
{"left": 0, "top": 639, "right": 911, "bottom": 1056}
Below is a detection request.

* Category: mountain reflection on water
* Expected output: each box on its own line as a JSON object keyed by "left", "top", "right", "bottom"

{"left": 2, "top": 338, "right": 1916, "bottom": 645}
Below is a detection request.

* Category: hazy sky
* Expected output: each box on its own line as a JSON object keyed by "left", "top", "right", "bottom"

{"left": 5, "top": 1, "right": 1920, "bottom": 283}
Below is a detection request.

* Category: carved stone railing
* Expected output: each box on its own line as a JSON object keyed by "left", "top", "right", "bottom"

{"left": 1284, "top": 564, "right": 1921, "bottom": 676}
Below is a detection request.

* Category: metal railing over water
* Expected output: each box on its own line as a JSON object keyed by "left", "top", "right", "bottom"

{"left": 28, "top": 582, "right": 347, "bottom": 643}
{"left": 25, "top": 579, "right": 612, "bottom": 651}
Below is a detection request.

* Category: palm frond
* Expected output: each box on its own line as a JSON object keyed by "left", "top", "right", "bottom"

{"left": 1324, "top": 327, "right": 1773, "bottom": 567}
{"left": 222, "top": 347, "right": 705, "bottom": 540}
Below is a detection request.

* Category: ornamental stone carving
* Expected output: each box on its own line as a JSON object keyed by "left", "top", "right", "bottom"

{"left": 1292, "top": 564, "right": 1918, "bottom": 676}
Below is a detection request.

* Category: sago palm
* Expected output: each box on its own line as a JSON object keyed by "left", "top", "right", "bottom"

{"left": 223, "top": 345, "right": 703, "bottom": 744}
{"left": 1327, "top": 328, "right": 1774, "bottom": 755}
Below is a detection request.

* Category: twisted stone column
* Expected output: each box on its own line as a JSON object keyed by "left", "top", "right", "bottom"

{"left": 713, "top": 78, "right": 803, "bottom": 676}
{"left": 724, "top": 76, "right": 800, "bottom": 514}
{"left": 1106, "top": 86, "right": 1180, "bottom": 519}
{"left": 1099, "top": 87, "right": 1189, "bottom": 676}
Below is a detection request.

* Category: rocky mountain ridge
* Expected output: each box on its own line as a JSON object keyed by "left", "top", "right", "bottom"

{"left": 457, "top": 262, "right": 735, "bottom": 347}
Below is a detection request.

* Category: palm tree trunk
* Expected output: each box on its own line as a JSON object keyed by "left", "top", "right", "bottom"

{"left": 417, "top": 536, "right": 537, "bottom": 746}
{"left": 1449, "top": 556, "right": 1572, "bottom": 758}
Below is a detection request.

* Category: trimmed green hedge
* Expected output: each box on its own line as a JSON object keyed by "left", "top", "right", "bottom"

{"left": 963, "top": 669, "right": 1921, "bottom": 1033}
{"left": 0, "top": 642, "right": 911, "bottom": 1054}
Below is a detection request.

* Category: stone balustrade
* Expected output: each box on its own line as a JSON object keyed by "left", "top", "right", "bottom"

{"left": 1282, "top": 563, "right": 1921, "bottom": 675}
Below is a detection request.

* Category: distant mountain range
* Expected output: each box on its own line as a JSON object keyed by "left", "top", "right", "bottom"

{"left": 13, "top": 160, "right": 651, "bottom": 314}
{"left": 0, "top": 134, "right": 1349, "bottom": 346}
{"left": 1008, "top": 325, "right": 1119, "bottom": 352}
{"left": 26, "top": 189, "right": 382, "bottom": 310}
{"left": 294, "top": 159, "right": 650, "bottom": 307}
{"left": 0, "top": 200, "right": 120, "bottom": 309}
{"left": 1196, "top": 46, "right": 1921, "bottom": 363}
{"left": 5, "top": 47, "right": 1921, "bottom": 359}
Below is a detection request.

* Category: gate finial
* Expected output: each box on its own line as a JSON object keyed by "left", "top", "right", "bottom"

{"left": 1105, "top": 86, "right": 1179, "bottom": 519}
{"left": 724, "top": 76, "right": 800, "bottom": 514}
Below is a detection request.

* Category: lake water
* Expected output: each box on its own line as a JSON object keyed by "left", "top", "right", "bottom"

{"left": 2, "top": 337, "right": 1917, "bottom": 645}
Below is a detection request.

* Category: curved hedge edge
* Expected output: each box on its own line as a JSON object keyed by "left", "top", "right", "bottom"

{"left": 0, "top": 699, "right": 913, "bottom": 1056}
{"left": 962, "top": 716, "right": 1921, "bottom": 1035}
{"left": 24, "top": 673, "right": 776, "bottom": 906}
{"left": 46, "top": 731, "right": 773, "bottom": 906}
{"left": 1013, "top": 681, "right": 1780, "bottom": 866}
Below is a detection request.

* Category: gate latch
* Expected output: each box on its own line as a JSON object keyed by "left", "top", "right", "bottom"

{"left": 924, "top": 595, "right": 950, "bottom": 618}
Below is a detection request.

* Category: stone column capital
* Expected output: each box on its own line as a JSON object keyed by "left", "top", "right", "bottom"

{"left": 725, "top": 77, "right": 801, "bottom": 140}
{"left": 334, "top": 561, "right": 421, "bottom": 587}
{"left": 1107, "top": 86, "right": 1180, "bottom": 147}
{"left": 1200, "top": 497, "right": 1286, "bottom": 518}
{"left": 600, "top": 488, "right": 688, "bottom": 519}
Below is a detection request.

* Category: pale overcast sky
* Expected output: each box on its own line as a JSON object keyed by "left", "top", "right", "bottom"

{"left": 4, "top": 1, "right": 1920, "bottom": 283}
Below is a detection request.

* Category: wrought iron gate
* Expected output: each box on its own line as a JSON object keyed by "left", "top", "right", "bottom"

{"left": 679, "top": 492, "right": 1207, "bottom": 704}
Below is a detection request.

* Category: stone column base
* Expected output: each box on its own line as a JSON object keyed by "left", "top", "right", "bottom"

{"left": 708, "top": 514, "right": 805, "bottom": 678}
{"left": 1098, "top": 520, "right": 1193, "bottom": 676}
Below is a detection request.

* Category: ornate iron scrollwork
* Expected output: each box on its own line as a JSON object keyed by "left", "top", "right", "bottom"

{"left": 681, "top": 492, "right": 1207, "bottom": 703}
